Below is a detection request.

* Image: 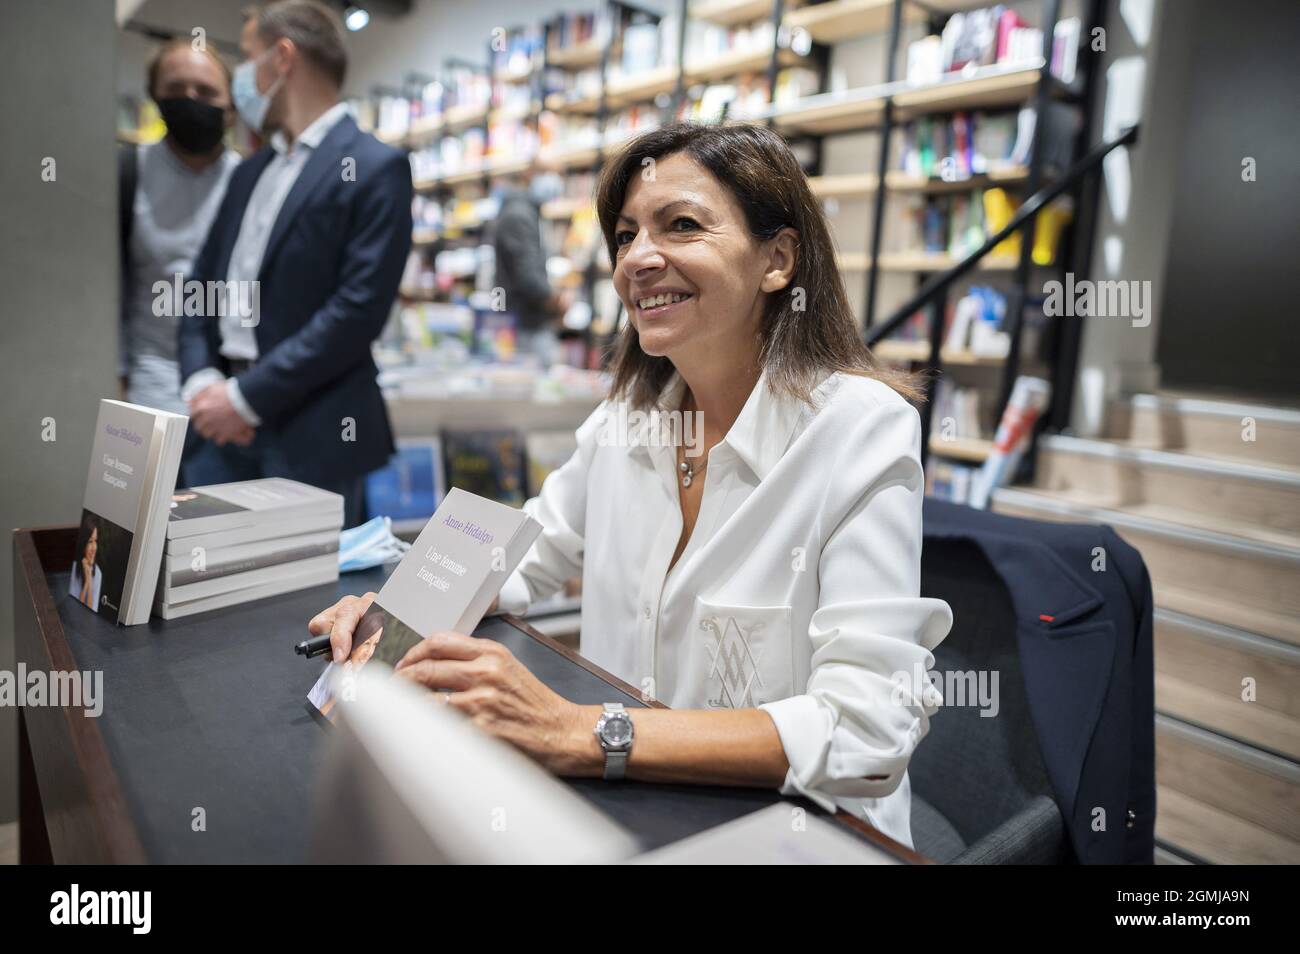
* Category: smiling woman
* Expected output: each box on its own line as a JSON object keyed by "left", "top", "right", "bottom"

{"left": 311, "top": 120, "right": 954, "bottom": 850}
{"left": 595, "top": 121, "right": 922, "bottom": 410}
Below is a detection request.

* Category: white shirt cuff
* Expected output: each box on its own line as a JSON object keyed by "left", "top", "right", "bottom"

{"left": 180, "top": 367, "right": 225, "bottom": 403}
{"left": 759, "top": 695, "right": 840, "bottom": 812}
{"left": 760, "top": 693, "right": 912, "bottom": 805}
{"left": 495, "top": 570, "right": 532, "bottom": 616}
{"left": 226, "top": 378, "right": 262, "bottom": 427}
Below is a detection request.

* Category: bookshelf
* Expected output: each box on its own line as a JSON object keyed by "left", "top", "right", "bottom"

{"left": 786, "top": 0, "right": 924, "bottom": 42}
{"left": 357, "top": 0, "right": 1104, "bottom": 496}
{"left": 763, "top": 0, "right": 1099, "bottom": 486}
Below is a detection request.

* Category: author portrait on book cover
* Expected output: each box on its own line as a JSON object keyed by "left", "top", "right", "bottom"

{"left": 311, "top": 122, "right": 953, "bottom": 849}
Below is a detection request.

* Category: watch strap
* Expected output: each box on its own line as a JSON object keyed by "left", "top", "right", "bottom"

{"left": 599, "top": 703, "right": 631, "bottom": 781}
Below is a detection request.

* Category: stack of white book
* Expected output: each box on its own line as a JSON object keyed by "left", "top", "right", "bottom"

{"left": 155, "top": 478, "right": 344, "bottom": 620}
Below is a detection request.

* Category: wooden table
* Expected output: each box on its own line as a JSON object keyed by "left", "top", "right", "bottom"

{"left": 14, "top": 525, "right": 925, "bottom": 864}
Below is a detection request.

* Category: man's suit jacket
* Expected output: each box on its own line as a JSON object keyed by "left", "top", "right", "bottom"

{"left": 179, "top": 114, "right": 413, "bottom": 484}
{"left": 922, "top": 499, "right": 1157, "bottom": 864}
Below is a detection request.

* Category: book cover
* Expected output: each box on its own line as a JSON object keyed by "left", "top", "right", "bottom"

{"left": 70, "top": 400, "right": 187, "bottom": 624}
{"left": 365, "top": 437, "right": 445, "bottom": 522}
{"left": 308, "top": 488, "right": 543, "bottom": 719}
{"left": 525, "top": 430, "right": 578, "bottom": 499}
{"left": 442, "top": 430, "right": 526, "bottom": 507}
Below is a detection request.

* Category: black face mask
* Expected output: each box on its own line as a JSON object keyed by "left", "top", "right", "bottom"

{"left": 157, "top": 97, "right": 227, "bottom": 154}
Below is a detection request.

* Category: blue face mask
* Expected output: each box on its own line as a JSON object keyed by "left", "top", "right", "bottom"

{"left": 338, "top": 516, "right": 411, "bottom": 573}
{"left": 231, "top": 50, "right": 284, "bottom": 132}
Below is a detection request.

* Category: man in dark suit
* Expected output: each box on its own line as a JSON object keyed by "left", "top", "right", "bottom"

{"left": 179, "top": 0, "right": 411, "bottom": 526}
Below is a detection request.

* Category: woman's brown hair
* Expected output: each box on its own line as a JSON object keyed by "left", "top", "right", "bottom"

{"left": 593, "top": 120, "right": 923, "bottom": 409}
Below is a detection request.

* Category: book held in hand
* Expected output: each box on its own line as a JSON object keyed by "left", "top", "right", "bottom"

{"left": 308, "top": 487, "right": 543, "bottom": 718}
{"left": 69, "top": 400, "right": 188, "bottom": 625}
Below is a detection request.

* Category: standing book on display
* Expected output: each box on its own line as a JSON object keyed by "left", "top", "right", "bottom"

{"left": 69, "top": 400, "right": 188, "bottom": 625}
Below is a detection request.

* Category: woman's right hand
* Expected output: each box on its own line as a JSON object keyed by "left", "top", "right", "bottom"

{"left": 309, "top": 592, "right": 503, "bottom": 664}
{"left": 308, "top": 591, "right": 377, "bottom": 663}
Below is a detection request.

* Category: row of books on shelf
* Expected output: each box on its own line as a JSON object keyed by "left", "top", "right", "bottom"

{"left": 401, "top": 64, "right": 818, "bottom": 185}
{"left": 895, "top": 186, "right": 1071, "bottom": 264}
{"left": 926, "top": 459, "right": 984, "bottom": 504}
{"left": 896, "top": 108, "right": 1035, "bottom": 181}
{"left": 907, "top": 10, "right": 1080, "bottom": 85}
{"left": 887, "top": 286, "right": 1015, "bottom": 359}
{"left": 931, "top": 380, "right": 990, "bottom": 446}
{"left": 365, "top": 430, "right": 578, "bottom": 525}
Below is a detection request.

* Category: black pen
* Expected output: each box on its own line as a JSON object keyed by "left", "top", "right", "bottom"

{"left": 295, "top": 635, "right": 333, "bottom": 659}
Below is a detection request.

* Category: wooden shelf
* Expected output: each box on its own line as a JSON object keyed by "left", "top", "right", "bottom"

{"left": 398, "top": 287, "right": 442, "bottom": 302}
{"left": 605, "top": 65, "right": 679, "bottom": 108}
{"left": 536, "top": 144, "right": 600, "bottom": 171}
{"left": 684, "top": 48, "right": 809, "bottom": 86}
{"left": 773, "top": 67, "right": 1040, "bottom": 136}
{"left": 488, "top": 105, "right": 532, "bottom": 125}
{"left": 882, "top": 251, "right": 1020, "bottom": 271}
{"left": 929, "top": 436, "right": 993, "bottom": 462}
{"left": 773, "top": 91, "right": 886, "bottom": 134}
{"left": 497, "top": 65, "right": 535, "bottom": 85}
{"left": 892, "top": 67, "right": 1039, "bottom": 119}
{"left": 836, "top": 251, "right": 1020, "bottom": 271}
{"left": 442, "top": 102, "right": 491, "bottom": 132}
{"left": 545, "top": 89, "right": 602, "bottom": 114}
{"left": 406, "top": 114, "right": 444, "bottom": 143}
{"left": 808, "top": 173, "right": 879, "bottom": 198}
{"left": 786, "top": 0, "right": 924, "bottom": 43}
{"left": 547, "top": 39, "right": 604, "bottom": 70}
{"left": 413, "top": 154, "right": 542, "bottom": 191}
{"left": 691, "top": 0, "right": 799, "bottom": 27}
{"left": 484, "top": 155, "right": 533, "bottom": 177}
{"left": 541, "top": 197, "right": 590, "bottom": 220}
{"left": 809, "top": 165, "right": 1030, "bottom": 198}
{"left": 871, "top": 339, "right": 1006, "bottom": 367}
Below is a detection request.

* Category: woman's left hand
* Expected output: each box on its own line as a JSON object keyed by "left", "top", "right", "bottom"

{"left": 394, "top": 632, "right": 596, "bottom": 776}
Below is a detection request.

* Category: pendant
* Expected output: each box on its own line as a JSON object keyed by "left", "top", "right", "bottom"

{"left": 679, "top": 460, "right": 692, "bottom": 488}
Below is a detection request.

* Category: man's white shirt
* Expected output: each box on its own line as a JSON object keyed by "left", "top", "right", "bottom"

{"left": 180, "top": 102, "right": 352, "bottom": 425}
{"left": 497, "top": 368, "right": 953, "bottom": 848}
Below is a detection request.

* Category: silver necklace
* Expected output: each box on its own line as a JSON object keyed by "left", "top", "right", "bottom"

{"left": 678, "top": 454, "right": 707, "bottom": 488}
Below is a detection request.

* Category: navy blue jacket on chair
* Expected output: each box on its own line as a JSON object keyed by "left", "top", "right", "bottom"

{"left": 179, "top": 114, "right": 412, "bottom": 484}
{"left": 921, "top": 499, "right": 1156, "bottom": 864}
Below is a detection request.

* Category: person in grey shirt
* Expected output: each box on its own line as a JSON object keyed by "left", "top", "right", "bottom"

{"left": 120, "top": 38, "right": 240, "bottom": 416}
{"left": 491, "top": 170, "right": 572, "bottom": 365}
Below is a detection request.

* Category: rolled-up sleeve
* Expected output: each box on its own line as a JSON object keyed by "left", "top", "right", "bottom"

{"left": 496, "top": 402, "right": 608, "bottom": 615}
{"left": 759, "top": 399, "right": 952, "bottom": 808}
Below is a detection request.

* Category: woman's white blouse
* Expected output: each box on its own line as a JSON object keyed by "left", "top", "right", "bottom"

{"left": 496, "top": 368, "right": 953, "bottom": 847}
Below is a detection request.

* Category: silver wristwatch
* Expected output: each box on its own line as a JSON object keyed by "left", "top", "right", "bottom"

{"left": 594, "top": 703, "right": 634, "bottom": 780}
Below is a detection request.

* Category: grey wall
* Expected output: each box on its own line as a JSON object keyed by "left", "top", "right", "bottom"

{"left": 0, "top": 0, "right": 121, "bottom": 822}
{"left": 1071, "top": 0, "right": 1190, "bottom": 434}
{"left": 1154, "top": 0, "right": 1300, "bottom": 400}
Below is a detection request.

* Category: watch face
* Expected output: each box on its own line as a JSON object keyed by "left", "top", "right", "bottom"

{"left": 601, "top": 714, "right": 632, "bottom": 746}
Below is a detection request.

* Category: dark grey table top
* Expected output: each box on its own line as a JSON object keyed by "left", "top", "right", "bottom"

{"left": 48, "top": 564, "right": 793, "bottom": 862}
